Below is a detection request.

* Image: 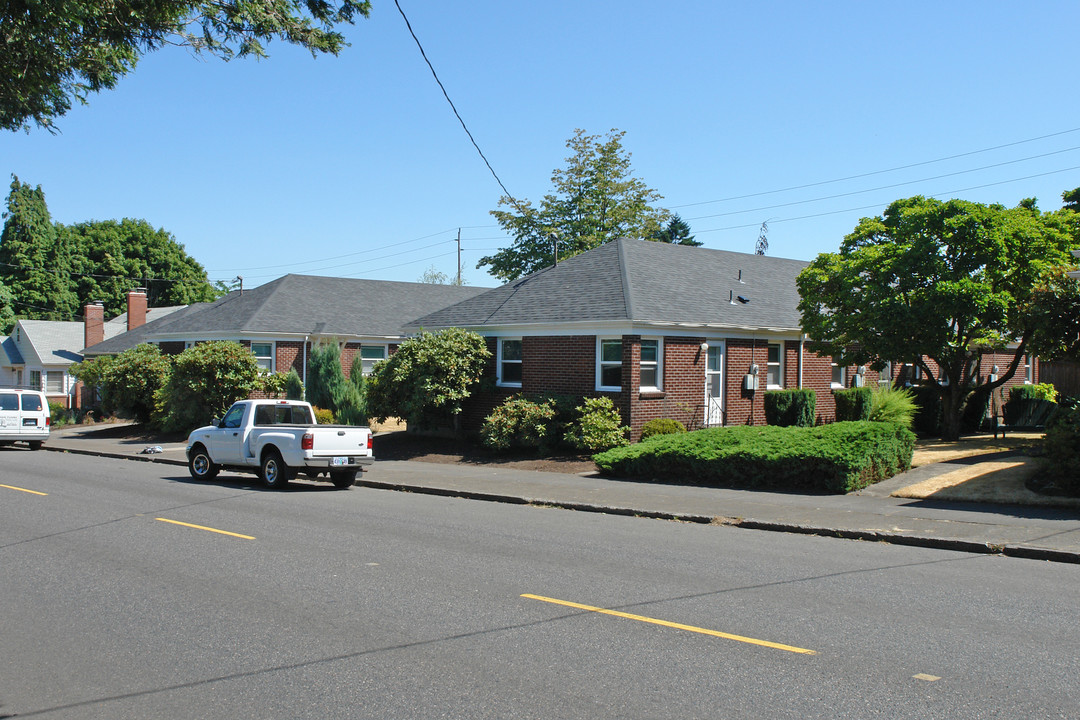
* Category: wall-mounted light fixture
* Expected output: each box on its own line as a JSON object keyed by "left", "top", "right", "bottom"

{"left": 700, "top": 342, "right": 709, "bottom": 351}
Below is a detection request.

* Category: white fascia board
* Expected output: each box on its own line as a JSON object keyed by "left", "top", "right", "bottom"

{"left": 148, "top": 330, "right": 405, "bottom": 344}
{"left": 445, "top": 319, "right": 802, "bottom": 341}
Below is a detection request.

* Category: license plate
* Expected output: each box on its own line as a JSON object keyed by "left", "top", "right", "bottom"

{"left": 23, "top": 419, "right": 37, "bottom": 426}
{"left": 332, "top": 456, "right": 349, "bottom": 466}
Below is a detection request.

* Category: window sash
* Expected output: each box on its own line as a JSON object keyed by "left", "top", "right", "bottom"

{"left": 766, "top": 343, "right": 782, "bottom": 388}
{"left": 360, "top": 345, "right": 387, "bottom": 374}
{"left": 497, "top": 339, "right": 523, "bottom": 386}
{"left": 639, "top": 339, "right": 660, "bottom": 389}
{"left": 46, "top": 371, "right": 63, "bottom": 393}
{"left": 831, "top": 361, "right": 845, "bottom": 387}
{"left": 598, "top": 339, "right": 623, "bottom": 390}
{"left": 251, "top": 342, "right": 274, "bottom": 371}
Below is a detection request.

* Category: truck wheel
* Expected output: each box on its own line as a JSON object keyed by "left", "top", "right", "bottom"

{"left": 260, "top": 449, "right": 290, "bottom": 489}
{"left": 28, "top": 441, "right": 43, "bottom": 451}
{"left": 188, "top": 444, "right": 219, "bottom": 481}
{"left": 330, "top": 470, "right": 357, "bottom": 489}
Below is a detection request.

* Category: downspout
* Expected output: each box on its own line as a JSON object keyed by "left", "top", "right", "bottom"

{"left": 797, "top": 335, "right": 805, "bottom": 388}
{"left": 302, "top": 335, "right": 309, "bottom": 387}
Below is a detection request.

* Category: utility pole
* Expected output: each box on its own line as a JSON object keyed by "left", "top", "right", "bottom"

{"left": 456, "top": 228, "right": 462, "bottom": 285}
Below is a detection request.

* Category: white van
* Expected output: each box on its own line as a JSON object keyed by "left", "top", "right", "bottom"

{"left": 0, "top": 389, "right": 51, "bottom": 450}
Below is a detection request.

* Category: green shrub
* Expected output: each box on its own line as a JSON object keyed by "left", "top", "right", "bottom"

{"left": 1042, "top": 397, "right": 1080, "bottom": 493}
{"left": 1004, "top": 384, "right": 1059, "bottom": 427}
{"left": 868, "top": 385, "right": 917, "bottom": 429}
{"left": 256, "top": 371, "right": 290, "bottom": 397}
{"left": 481, "top": 395, "right": 557, "bottom": 451}
{"left": 156, "top": 341, "right": 260, "bottom": 432}
{"left": 101, "top": 344, "right": 173, "bottom": 424}
{"left": 834, "top": 387, "right": 872, "bottom": 422}
{"left": 639, "top": 418, "right": 687, "bottom": 441}
{"left": 763, "top": 388, "right": 816, "bottom": 427}
{"left": 594, "top": 421, "right": 916, "bottom": 494}
{"left": 48, "top": 401, "right": 72, "bottom": 426}
{"left": 312, "top": 406, "right": 335, "bottom": 424}
{"left": 284, "top": 368, "right": 304, "bottom": 400}
{"left": 564, "top": 396, "right": 629, "bottom": 452}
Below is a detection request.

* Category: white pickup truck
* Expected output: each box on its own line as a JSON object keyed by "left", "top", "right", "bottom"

{"left": 185, "top": 399, "right": 374, "bottom": 489}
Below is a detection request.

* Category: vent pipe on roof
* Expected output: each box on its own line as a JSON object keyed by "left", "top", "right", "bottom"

{"left": 729, "top": 290, "right": 735, "bottom": 305}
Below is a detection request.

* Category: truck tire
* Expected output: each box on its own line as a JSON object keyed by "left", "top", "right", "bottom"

{"left": 188, "top": 444, "right": 219, "bottom": 481}
{"left": 330, "top": 470, "right": 357, "bottom": 489}
{"left": 28, "top": 440, "right": 43, "bottom": 450}
{"left": 260, "top": 449, "right": 291, "bottom": 489}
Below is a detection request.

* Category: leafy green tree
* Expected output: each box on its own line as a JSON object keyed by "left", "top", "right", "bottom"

{"left": 0, "top": 279, "right": 15, "bottom": 333}
{"left": 62, "top": 218, "right": 217, "bottom": 315}
{"left": 366, "top": 328, "right": 490, "bottom": 429}
{"left": 418, "top": 265, "right": 467, "bottom": 285}
{"left": 68, "top": 354, "right": 114, "bottom": 407}
{"left": 479, "top": 129, "right": 670, "bottom": 281}
{"left": 797, "top": 195, "right": 1075, "bottom": 440}
{"left": 0, "top": 176, "right": 78, "bottom": 320}
{"left": 1063, "top": 187, "right": 1080, "bottom": 212}
{"left": 99, "top": 344, "right": 172, "bottom": 423}
{"left": 156, "top": 340, "right": 260, "bottom": 432}
{"left": 2, "top": 0, "right": 371, "bottom": 132}
{"left": 651, "top": 213, "right": 701, "bottom": 246}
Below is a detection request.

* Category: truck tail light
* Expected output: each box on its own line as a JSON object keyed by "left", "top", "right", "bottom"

{"left": 367, "top": 434, "right": 373, "bottom": 450}
{"left": 301, "top": 433, "right": 314, "bottom": 450}
{"left": 45, "top": 416, "right": 51, "bottom": 426}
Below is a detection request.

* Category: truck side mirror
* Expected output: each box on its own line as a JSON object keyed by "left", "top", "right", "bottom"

{"left": 212, "top": 417, "right": 221, "bottom": 427}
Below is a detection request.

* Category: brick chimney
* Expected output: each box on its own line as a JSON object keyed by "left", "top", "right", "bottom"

{"left": 127, "top": 288, "right": 147, "bottom": 331}
{"left": 84, "top": 301, "right": 104, "bottom": 349}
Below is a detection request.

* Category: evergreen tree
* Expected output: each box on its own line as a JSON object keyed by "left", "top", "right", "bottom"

{"left": 651, "top": 213, "right": 701, "bottom": 246}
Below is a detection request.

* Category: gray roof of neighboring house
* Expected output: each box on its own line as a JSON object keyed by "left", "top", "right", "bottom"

{"left": 84, "top": 274, "right": 489, "bottom": 355}
{"left": 106, "top": 305, "right": 186, "bottom": 329}
{"left": 1, "top": 336, "right": 23, "bottom": 365}
{"left": 17, "top": 320, "right": 91, "bottom": 364}
{"left": 408, "top": 238, "right": 811, "bottom": 331}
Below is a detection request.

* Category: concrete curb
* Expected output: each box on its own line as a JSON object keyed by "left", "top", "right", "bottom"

{"left": 44, "top": 444, "right": 1080, "bottom": 566}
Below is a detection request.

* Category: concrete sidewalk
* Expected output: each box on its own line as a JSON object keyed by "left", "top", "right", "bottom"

{"left": 42, "top": 423, "right": 1080, "bottom": 564}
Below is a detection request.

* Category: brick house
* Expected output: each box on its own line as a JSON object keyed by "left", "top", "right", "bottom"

{"left": 407, "top": 238, "right": 1038, "bottom": 440}
{"left": 82, "top": 274, "right": 487, "bottom": 390}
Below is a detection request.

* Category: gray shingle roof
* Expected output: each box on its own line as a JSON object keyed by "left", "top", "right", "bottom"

{"left": 408, "top": 238, "right": 810, "bottom": 331}
{"left": 84, "top": 274, "right": 489, "bottom": 355}
{"left": 18, "top": 320, "right": 88, "bottom": 364}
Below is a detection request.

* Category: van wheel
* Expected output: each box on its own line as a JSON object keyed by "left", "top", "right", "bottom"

{"left": 28, "top": 441, "right": 43, "bottom": 451}
{"left": 188, "top": 444, "right": 219, "bottom": 481}
{"left": 261, "top": 449, "right": 290, "bottom": 489}
{"left": 330, "top": 470, "right": 357, "bottom": 489}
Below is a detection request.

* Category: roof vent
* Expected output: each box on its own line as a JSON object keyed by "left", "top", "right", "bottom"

{"left": 737, "top": 295, "right": 750, "bottom": 304}
{"left": 738, "top": 269, "right": 744, "bottom": 283}
{"left": 729, "top": 290, "right": 735, "bottom": 305}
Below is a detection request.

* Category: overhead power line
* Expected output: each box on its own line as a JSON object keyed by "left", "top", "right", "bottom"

{"left": 394, "top": 0, "right": 519, "bottom": 207}
{"left": 672, "top": 126, "right": 1080, "bottom": 210}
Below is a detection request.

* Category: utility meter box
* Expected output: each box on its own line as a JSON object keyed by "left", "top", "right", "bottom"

{"left": 744, "top": 374, "right": 758, "bottom": 391}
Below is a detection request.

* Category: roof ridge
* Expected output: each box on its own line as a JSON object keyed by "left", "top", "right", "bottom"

{"left": 616, "top": 238, "right": 635, "bottom": 320}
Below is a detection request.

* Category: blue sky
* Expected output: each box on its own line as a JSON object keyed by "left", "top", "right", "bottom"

{"left": 3, "top": 1, "right": 1079, "bottom": 292}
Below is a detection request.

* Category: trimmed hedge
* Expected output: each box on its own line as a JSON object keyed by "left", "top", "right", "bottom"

{"left": 834, "top": 387, "right": 872, "bottom": 422}
{"left": 763, "top": 388, "right": 816, "bottom": 427}
{"left": 593, "top": 421, "right": 915, "bottom": 494}
{"left": 1042, "top": 397, "right": 1080, "bottom": 494}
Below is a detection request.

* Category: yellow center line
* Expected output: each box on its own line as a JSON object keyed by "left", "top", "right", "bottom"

{"left": 156, "top": 518, "right": 255, "bottom": 540}
{"left": 0, "top": 483, "right": 47, "bottom": 496}
{"left": 522, "top": 593, "right": 817, "bottom": 655}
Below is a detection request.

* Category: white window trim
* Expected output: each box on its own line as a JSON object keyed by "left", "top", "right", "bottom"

{"left": 251, "top": 341, "right": 275, "bottom": 373}
{"left": 766, "top": 342, "right": 784, "bottom": 390}
{"left": 831, "top": 359, "right": 846, "bottom": 389}
{"left": 639, "top": 337, "right": 663, "bottom": 392}
{"left": 1024, "top": 354, "right": 1033, "bottom": 384}
{"left": 596, "top": 337, "right": 623, "bottom": 392}
{"left": 496, "top": 338, "right": 523, "bottom": 388}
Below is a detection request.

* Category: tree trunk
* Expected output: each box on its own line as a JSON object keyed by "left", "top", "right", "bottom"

{"left": 939, "top": 384, "right": 965, "bottom": 441}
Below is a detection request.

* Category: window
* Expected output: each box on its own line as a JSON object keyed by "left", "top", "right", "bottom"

{"left": 360, "top": 345, "right": 387, "bottom": 375}
{"left": 21, "top": 393, "right": 42, "bottom": 411}
{"left": 831, "top": 359, "right": 845, "bottom": 388}
{"left": 220, "top": 403, "right": 244, "bottom": 429}
{"left": 597, "top": 338, "right": 623, "bottom": 391}
{"left": 1024, "top": 354, "right": 1033, "bottom": 384}
{"left": 46, "top": 371, "right": 63, "bottom": 393}
{"left": 251, "top": 342, "right": 274, "bottom": 372}
{"left": 0, "top": 393, "right": 16, "bottom": 411}
{"left": 639, "top": 338, "right": 661, "bottom": 390}
{"left": 766, "top": 343, "right": 783, "bottom": 389}
{"left": 29, "top": 370, "right": 41, "bottom": 391}
{"left": 497, "top": 339, "right": 522, "bottom": 387}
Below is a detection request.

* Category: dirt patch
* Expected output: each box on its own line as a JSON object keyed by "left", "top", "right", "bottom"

{"left": 373, "top": 431, "right": 597, "bottom": 474}
{"left": 910, "top": 431, "right": 1042, "bottom": 466}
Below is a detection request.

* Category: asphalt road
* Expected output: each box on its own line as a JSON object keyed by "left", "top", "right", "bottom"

{"left": 2, "top": 450, "right": 1078, "bottom": 719}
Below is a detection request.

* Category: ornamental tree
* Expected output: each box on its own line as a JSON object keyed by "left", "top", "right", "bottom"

{"left": 156, "top": 340, "right": 260, "bottom": 432}
{"left": 797, "top": 194, "right": 1076, "bottom": 440}
{"left": 479, "top": 129, "right": 669, "bottom": 281}
{"left": 365, "top": 328, "right": 490, "bottom": 430}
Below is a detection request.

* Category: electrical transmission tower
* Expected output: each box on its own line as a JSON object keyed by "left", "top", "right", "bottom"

{"left": 755, "top": 221, "right": 769, "bottom": 256}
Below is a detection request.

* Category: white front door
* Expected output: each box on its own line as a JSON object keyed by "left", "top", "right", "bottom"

{"left": 705, "top": 343, "right": 724, "bottom": 426}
